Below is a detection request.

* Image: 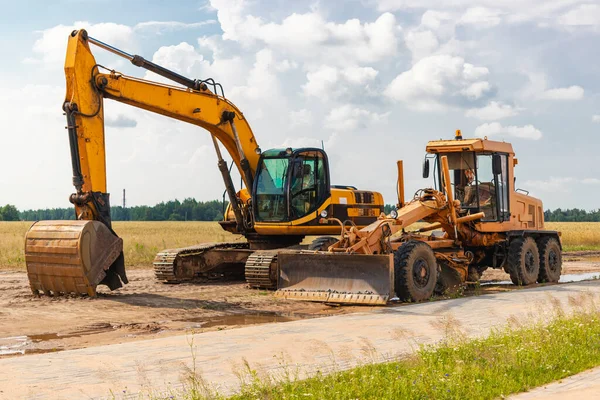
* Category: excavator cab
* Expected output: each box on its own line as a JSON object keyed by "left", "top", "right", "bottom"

{"left": 253, "top": 148, "right": 329, "bottom": 222}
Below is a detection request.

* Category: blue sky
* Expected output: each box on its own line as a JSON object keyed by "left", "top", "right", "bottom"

{"left": 1, "top": 0, "right": 599, "bottom": 210}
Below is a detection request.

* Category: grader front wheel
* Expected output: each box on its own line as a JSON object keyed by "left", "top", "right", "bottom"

{"left": 506, "top": 237, "right": 540, "bottom": 286}
{"left": 394, "top": 241, "right": 438, "bottom": 301}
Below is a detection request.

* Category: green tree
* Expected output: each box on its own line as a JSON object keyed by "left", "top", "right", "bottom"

{"left": 0, "top": 204, "right": 20, "bottom": 221}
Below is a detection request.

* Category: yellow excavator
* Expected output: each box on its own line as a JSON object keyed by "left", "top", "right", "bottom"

{"left": 24, "top": 29, "right": 384, "bottom": 296}
{"left": 275, "top": 131, "right": 563, "bottom": 304}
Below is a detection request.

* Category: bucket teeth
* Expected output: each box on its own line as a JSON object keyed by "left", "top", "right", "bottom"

{"left": 25, "top": 220, "right": 124, "bottom": 296}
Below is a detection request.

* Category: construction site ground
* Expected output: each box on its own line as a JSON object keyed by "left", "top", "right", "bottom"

{"left": 0, "top": 253, "right": 598, "bottom": 358}
{"left": 1, "top": 264, "right": 600, "bottom": 399}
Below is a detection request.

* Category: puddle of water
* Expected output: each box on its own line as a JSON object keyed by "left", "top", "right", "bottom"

{"left": 181, "top": 312, "right": 312, "bottom": 328}
{"left": 560, "top": 272, "right": 600, "bottom": 282}
{"left": 0, "top": 324, "right": 114, "bottom": 357}
{"left": 480, "top": 271, "right": 600, "bottom": 287}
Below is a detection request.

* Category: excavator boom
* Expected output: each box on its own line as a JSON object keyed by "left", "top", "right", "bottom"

{"left": 25, "top": 29, "right": 385, "bottom": 296}
{"left": 25, "top": 30, "right": 262, "bottom": 296}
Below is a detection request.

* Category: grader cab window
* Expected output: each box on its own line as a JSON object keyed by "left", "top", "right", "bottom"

{"left": 439, "top": 152, "right": 510, "bottom": 221}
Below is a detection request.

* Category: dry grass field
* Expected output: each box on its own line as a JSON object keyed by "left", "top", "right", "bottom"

{"left": 0, "top": 221, "right": 598, "bottom": 270}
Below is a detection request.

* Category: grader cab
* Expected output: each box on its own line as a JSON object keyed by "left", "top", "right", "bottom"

{"left": 275, "top": 131, "right": 562, "bottom": 305}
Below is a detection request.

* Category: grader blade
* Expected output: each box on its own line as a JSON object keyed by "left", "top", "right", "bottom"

{"left": 25, "top": 220, "right": 126, "bottom": 297}
{"left": 275, "top": 252, "right": 393, "bottom": 305}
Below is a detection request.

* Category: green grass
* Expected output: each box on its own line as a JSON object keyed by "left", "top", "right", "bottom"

{"left": 178, "top": 305, "right": 600, "bottom": 399}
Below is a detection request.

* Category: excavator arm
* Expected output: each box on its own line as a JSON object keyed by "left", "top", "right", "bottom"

{"left": 25, "top": 29, "right": 262, "bottom": 296}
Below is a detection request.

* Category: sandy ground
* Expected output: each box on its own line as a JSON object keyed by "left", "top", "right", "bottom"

{"left": 1, "top": 255, "right": 599, "bottom": 358}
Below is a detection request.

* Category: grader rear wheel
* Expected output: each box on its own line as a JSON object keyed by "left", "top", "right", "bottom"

{"left": 506, "top": 237, "right": 540, "bottom": 286}
{"left": 537, "top": 237, "right": 562, "bottom": 283}
{"left": 394, "top": 240, "right": 438, "bottom": 301}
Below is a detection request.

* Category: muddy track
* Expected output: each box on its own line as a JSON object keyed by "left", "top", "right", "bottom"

{"left": 1, "top": 257, "right": 599, "bottom": 357}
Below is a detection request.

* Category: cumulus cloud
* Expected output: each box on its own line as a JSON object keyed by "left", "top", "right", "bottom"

{"left": 134, "top": 20, "right": 216, "bottom": 33}
{"left": 374, "top": 0, "right": 592, "bottom": 26}
{"left": 523, "top": 177, "right": 574, "bottom": 193}
{"left": 302, "top": 65, "right": 378, "bottom": 99}
{"left": 465, "top": 101, "right": 520, "bottom": 120}
{"left": 385, "top": 54, "right": 492, "bottom": 111}
{"left": 209, "top": 1, "right": 401, "bottom": 66}
{"left": 539, "top": 85, "right": 584, "bottom": 100}
{"left": 525, "top": 177, "right": 600, "bottom": 192}
{"left": 474, "top": 122, "right": 542, "bottom": 140}
{"left": 105, "top": 114, "right": 137, "bottom": 128}
{"left": 559, "top": 4, "right": 600, "bottom": 27}
{"left": 289, "top": 109, "right": 313, "bottom": 127}
{"left": 324, "top": 105, "right": 388, "bottom": 131}
{"left": 459, "top": 7, "right": 503, "bottom": 28}
{"left": 27, "top": 22, "right": 136, "bottom": 66}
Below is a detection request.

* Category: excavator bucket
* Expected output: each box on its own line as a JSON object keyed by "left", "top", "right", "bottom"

{"left": 25, "top": 220, "right": 126, "bottom": 297}
{"left": 275, "top": 252, "right": 394, "bottom": 305}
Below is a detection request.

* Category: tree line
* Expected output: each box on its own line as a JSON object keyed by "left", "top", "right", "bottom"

{"left": 1, "top": 201, "right": 600, "bottom": 222}
{"left": 9, "top": 198, "right": 225, "bottom": 222}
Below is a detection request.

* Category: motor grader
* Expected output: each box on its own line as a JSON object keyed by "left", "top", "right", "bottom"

{"left": 274, "top": 131, "right": 562, "bottom": 305}
{"left": 24, "top": 30, "right": 384, "bottom": 296}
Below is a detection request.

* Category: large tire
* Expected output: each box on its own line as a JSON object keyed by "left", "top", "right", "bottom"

{"left": 308, "top": 236, "right": 338, "bottom": 251}
{"left": 537, "top": 237, "right": 562, "bottom": 283}
{"left": 394, "top": 241, "right": 438, "bottom": 301}
{"left": 506, "top": 237, "right": 540, "bottom": 286}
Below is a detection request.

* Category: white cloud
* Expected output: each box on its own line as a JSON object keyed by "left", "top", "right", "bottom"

{"left": 461, "top": 81, "right": 492, "bottom": 100}
{"left": 465, "top": 101, "right": 520, "bottom": 120}
{"left": 459, "top": 7, "right": 503, "bottom": 28}
{"left": 209, "top": 1, "right": 401, "bottom": 66}
{"left": 525, "top": 177, "right": 600, "bottom": 192}
{"left": 404, "top": 30, "right": 439, "bottom": 62}
{"left": 582, "top": 178, "right": 600, "bottom": 185}
{"left": 539, "top": 85, "right": 584, "bottom": 100}
{"left": 302, "top": 65, "right": 378, "bottom": 99}
{"left": 289, "top": 109, "right": 313, "bottom": 127}
{"left": 134, "top": 20, "right": 216, "bottom": 33}
{"left": 384, "top": 54, "right": 492, "bottom": 111}
{"left": 324, "top": 105, "right": 388, "bottom": 131}
{"left": 559, "top": 4, "right": 600, "bottom": 27}
{"left": 523, "top": 177, "right": 574, "bottom": 192}
{"left": 593, "top": 115, "right": 600, "bottom": 122}
{"left": 374, "top": 0, "right": 591, "bottom": 26}
{"left": 341, "top": 66, "right": 379, "bottom": 85}
{"left": 474, "top": 122, "right": 542, "bottom": 140}
{"left": 29, "top": 22, "right": 136, "bottom": 67}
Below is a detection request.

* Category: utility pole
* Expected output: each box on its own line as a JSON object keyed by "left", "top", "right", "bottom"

{"left": 122, "top": 189, "right": 126, "bottom": 208}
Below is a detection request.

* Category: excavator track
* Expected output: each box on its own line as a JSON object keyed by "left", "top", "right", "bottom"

{"left": 153, "top": 242, "right": 251, "bottom": 283}
{"left": 245, "top": 251, "right": 278, "bottom": 289}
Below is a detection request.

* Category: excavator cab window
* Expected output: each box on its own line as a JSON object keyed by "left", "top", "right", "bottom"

{"left": 254, "top": 156, "right": 290, "bottom": 222}
{"left": 288, "top": 150, "right": 329, "bottom": 219}
{"left": 253, "top": 148, "right": 330, "bottom": 222}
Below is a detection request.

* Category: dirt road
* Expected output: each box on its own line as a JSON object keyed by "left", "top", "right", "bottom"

{"left": 1, "top": 255, "right": 599, "bottom": 357}
{"left": 1, "top": 279, "right": 599, "bottom": 400}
